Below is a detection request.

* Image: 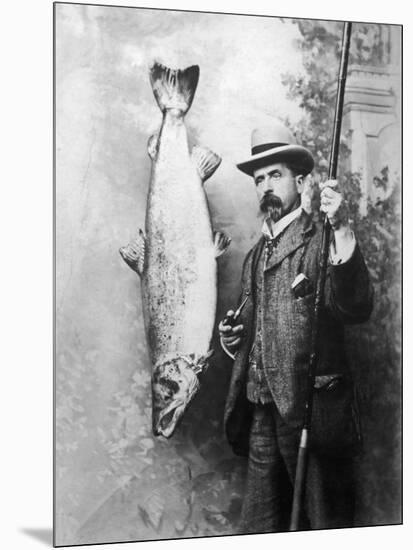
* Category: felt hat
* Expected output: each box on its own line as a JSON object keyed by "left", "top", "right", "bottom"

{"left": 236, "top": 121, "right": 314, "bottom": 176}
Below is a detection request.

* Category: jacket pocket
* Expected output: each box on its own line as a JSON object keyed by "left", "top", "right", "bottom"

{"left": 293, "top": 291, "right": 314, "bottom": 315}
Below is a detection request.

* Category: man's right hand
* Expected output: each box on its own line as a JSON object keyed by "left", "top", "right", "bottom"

{"left": 218, "top": 310, "right": 244, "bottom": 352}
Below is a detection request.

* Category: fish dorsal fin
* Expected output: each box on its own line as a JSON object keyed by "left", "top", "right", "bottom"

{"left": 192, "top": 146, "right": 222, "bottom": 183}
{"left": 147, "top": 133, "right": 159, "bottom": 161}
{"left": 119, "top": 229, "right": 146, "bottom": 276}
{"left": 149, "top": 62, "right": 199, "bottom": 114}
{"left": 214, "top": 231, "right": 231, "bottom": 257}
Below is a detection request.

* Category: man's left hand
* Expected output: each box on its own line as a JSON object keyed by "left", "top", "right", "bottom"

{"left": 319, "top": 179, "right": 349, "bottom": 230}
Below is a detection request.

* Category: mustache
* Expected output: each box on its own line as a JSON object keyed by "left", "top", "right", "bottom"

{"left": 260, "top": 193, "right": 283, "bottom": 224}
{"left": 260, "top": 192, "right": 283, "bottom": 213}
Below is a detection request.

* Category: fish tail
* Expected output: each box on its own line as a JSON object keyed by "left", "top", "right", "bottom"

{"left": 149, "top": 62, "right": 199, "bottom": 114}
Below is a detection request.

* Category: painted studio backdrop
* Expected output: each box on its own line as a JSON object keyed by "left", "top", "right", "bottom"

{"left": 54, "top": 3, "right": 401, "bottom": 546}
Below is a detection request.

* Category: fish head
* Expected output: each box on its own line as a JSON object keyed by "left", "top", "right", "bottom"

{"left": 152, "top": 355, "right": 200, "bottom": 438}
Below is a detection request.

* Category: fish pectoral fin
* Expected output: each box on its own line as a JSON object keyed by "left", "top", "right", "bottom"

{"left": 213, "top": 231, "right": 231, "bottom": 258}
{"left": 119, "top": 229, "right": 146, "bottom": 276}
{"left": 147, "top": 133, "right": 159, "bottom": 160}
{"left": 149, "top": 62, "right": 199, "bottom": 114}
{"left": 192, "top": 146, "right": 222, "bottom": 183}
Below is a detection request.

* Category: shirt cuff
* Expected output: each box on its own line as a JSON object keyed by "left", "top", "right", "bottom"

{"left": 329, "top": 226, "right": 356, "bottom": 265}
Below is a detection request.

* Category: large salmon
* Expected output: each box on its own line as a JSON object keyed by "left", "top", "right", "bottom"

{"left": 120, "top": 62, "right": 230, "bottom": 438}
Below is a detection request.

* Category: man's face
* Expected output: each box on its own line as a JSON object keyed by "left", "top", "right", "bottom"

{"left": 253, "top": 162, "right": 302, "bottom": 223}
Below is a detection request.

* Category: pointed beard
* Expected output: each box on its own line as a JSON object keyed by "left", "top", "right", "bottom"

{"left": 260, "top": 193, "right": 283, "bottom": 223}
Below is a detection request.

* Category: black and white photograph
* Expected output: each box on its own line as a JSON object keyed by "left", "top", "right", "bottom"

{"left": 52, "top": 2, "right": 402, "bottom": 547}
{"left": 3, "top": 1, "right": 406, "bottom": 549}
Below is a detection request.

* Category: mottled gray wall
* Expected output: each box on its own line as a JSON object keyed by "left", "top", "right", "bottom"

{"left": 55, "top": 4, "right": 304, "bottom": 545}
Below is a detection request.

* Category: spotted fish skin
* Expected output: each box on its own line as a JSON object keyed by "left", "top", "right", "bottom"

{"left": 120, "top": 63, "right": 230, "bottom": 437}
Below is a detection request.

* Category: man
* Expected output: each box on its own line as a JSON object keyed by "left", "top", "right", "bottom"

{"left": 219, "top": 121, "right": 373, "bottom": 533}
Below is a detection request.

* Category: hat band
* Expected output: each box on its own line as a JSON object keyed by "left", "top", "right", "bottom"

{"left": 251, "top": 142, "right": 288, "bottom": 155}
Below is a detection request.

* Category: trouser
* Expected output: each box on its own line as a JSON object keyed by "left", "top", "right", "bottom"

{"left": 239, "top": 402, "right": 355, "bottom": 534}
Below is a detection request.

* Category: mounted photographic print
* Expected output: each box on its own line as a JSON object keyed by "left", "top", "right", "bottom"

{"left": 54, "top": 2, "right": 402, "bottom": 546}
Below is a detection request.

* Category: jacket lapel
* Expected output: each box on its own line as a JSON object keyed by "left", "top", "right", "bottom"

{"left": 249, "top": 236, "right": 266, "bottom": 285}
{"left": 264, "top": 210, "right": 315, "bottom": 272}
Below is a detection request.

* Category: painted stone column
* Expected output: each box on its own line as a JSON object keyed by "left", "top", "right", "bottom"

{"left": 340, "top": 60, "right": 401, "bottom": 212}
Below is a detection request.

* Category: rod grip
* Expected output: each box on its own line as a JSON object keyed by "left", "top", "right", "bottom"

{"left": 290, "top": 433, "right": 309, "bottom": 531}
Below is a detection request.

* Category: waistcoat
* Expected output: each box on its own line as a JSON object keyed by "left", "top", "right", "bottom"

{"left": 246, "top": 235, "right": 281, "bottom": 404}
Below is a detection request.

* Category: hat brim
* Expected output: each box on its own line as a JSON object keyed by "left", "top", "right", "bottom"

{"left": 236, "top": 144, "right": 314, "bottom": 177}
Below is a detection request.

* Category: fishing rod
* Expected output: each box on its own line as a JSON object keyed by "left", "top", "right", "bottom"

{"left": 289, "top": 21, "right": 353, "bottom": 531}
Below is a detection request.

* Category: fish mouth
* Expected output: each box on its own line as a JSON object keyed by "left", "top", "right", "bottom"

{"left": 151, "top": 355, "right": 203, "bottom": 438}
{"left": 154, "top": 400, "right": 186, "bottom": 438}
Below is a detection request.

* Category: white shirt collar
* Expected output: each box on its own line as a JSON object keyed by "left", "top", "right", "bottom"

{"left": 261, "top": 206, "right": 302, "bottom": 240}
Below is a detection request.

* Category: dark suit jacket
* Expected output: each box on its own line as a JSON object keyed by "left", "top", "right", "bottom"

{"left": 224, "top": 210, "right": 373, "bottom": 456}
